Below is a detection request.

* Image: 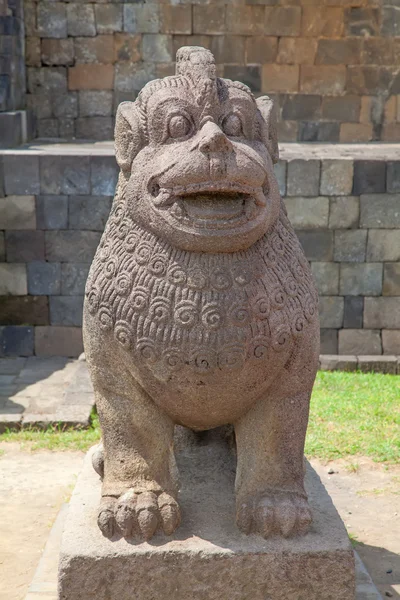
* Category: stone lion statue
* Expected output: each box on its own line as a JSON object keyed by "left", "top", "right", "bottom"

{"left": 83, "top": 46, "right": 320, "bottom": 541}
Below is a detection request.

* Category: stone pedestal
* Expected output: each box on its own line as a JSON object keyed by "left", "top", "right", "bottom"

{"left": 59, "top": 431, "right": 355, "bottom": 600}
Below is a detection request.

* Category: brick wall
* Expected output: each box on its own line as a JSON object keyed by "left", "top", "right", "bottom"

{"left": 1, "top": 0, "right": 25, "bottom": 113}
{"left": 0, "top": 145, "right": 399, "bottom": 357}
{"left": 24, "top": 0, "right": 400, "bottom": 142}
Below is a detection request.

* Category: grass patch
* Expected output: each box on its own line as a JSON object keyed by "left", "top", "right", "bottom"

{"left": 306, "top": 371, "right": 400, "bottom": 464}
{"left": 0, "top": 411, "right": 101, "bottom": 452}
{"left": 0, "top": 372, "right": 399, "bottom": 462}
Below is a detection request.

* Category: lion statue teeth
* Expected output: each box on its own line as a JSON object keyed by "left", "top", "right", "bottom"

{"left": 83, "top": 46, "right": 320, "bottom": 542}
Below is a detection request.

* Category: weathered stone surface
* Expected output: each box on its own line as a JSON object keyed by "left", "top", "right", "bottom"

{"left": 296, "top": 230, "right": 333, "bottom": 261}
{"left": 334, "top": 230, "right": 367, "bottom": 262}
{"left": 273, "top": 160, "right": 286, "bottom": 197}
{"left": 353, "top": 162, "right": 386, "bottom": 195}
{"left": 382, "top": 330, "right": 400, "bottom": 355}
{"left": 161, "top": 5, "right": 191, "bottom": 35}
{"left": 339, "top": 329, "right": 382, "bottom": 356}
{"left": 36, "top": 195, "right": 68, "bottom": 230}
{"left": 329, "top": 196, "right": 359, "bottom": 230}
{"left": 123, "top": 4, "right": 159, "bottom": 34}
{"left": 41, "top": 38, "right": 74, "bottom": 66}
{"left": 298, "top": 122, "right": 340, "bottom": 143}
{"left": 360, "top": 194, "right": 400, "bottom": 229}
{"left": 261, "top": 64, "right": 299, "bottom": 94}
{"left": 75, "top": 36, "right": 114, "bottom": 64}
{"left": 35, "top": 326, "right": 83, "bottom": 357}
{"left": 319, "top": 355, "right": 358, "bottom": 372}
{"left": 311, "top": 262, "right": 339, "bottom": 296}
{"left": 95, "top": 5, "right": 122, "bottom": 35}
{"left": 143, "top": 34, "right": 173, "bottom": 63}
{"left": 277, "top": 38, "right": 317, "bottom": 65}
{"left": 0, "top": 296, "right": 48, "bottom": 326}
{"left": 367, "top": 230, "right": 400, "bottom": 261}
{"left": 0, "top": 326, "right": 34, "bottom": 357}
{"left": 27, "top": 261, "right": 61, "bottom": 295}
{"left": 59, "top": 444, "right": 354, "bottom": 600}
{"left": 302, "top": 7, "right": 344, "bottom": 37}
{"left": 61, "top": 264, "right": 90, "bottom": 296}
{"left": 300, "top": 66, "right": 346, "bottom": 95}
{"left": 281, "top": 94, "right": 320, "bottom": 121}
{"left": 90, "top": 156, "right": 118, "bottom": 196}
{"left": 321, "top": 96, "right": 360, "bottom": 123}
{"left": 37, "top": 3, "right": 66, "bottom": 39}
{"left": 387, "top": 161, "right": 400, "bottom": 194}
{"left": 0, "top": 234, "right": 5, "bottom": 262}
{"left": 50, "top": 296, "right": 84, "bottom": 327}
{"left": 69, "top": 196, "right": 111, "bottom": 231}
{"left": 287, "top": 160, "right": 320, "bottom": 197}
{"left": 45, "top": 231, "right": 101, "bottom": 263}
{"left": 83, "top": 47, "right": 320, "bottom": 545}
{"left": 68, "top": 64, "right": 114, "bottom": 91}
{"left": 224, "top": 66, "right": 261, "bottom": 94}
{"left": 320, "top": 160, "right": 353, "bottom": 196}
{"left": 52, "top": 93, "right": 78, "bottom": 120}
{"left": 0, "top": 196, "right": 36, "bottom": 229}
{"left": 67, "top": 3, "right": 96, "bottom": 37}
{"left": 383, "top": 263, "right": 400, "bottom": 296}
{"left": 0, "top": 264, "right": 27, "bottom": 295}
{"left": 340, "top": 263, "right": 383, "bottom": 297}
{"left": 75, "top": 117, "right": 113, "bottom": 141}
{"left": 3, "top": 154, "right": 39, "bottom": 195}
{"left": 358, "top": 355, "right": 398, "bottom": 375}
{"left": 5, "top": 230, "right": 45, "bottom": 262}
{"left": 319, "top": 296, "right": 344, "bottom": 328}
{"left": 247, "top": 36, "right": 277, "bottom": 65}
{"left": 343, "top": 296, "right": 364, "bottom": 330}
{"left": 364, "top": 298, "right": 400, "bottom": 329}
{"left": 285, "top": 197, "right": 329, "bottom": 229}
{"left": 79, "top": 91, "right": 113, "bottom": 117}
{"left": 320, "top": 329, "right": 338, "bottom": 354}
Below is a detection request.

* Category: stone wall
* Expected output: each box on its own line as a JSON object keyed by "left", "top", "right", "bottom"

{"left": 0, "top": 144, "right": 399, "bottom": 357}
{"left": 24, "top": 1, "right": 400, "bottom": 142}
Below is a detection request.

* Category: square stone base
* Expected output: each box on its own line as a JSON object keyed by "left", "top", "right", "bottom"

{"left": 59, "top": 431, "right": 356, "bottom": 600}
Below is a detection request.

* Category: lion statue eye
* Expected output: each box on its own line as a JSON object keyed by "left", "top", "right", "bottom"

{"left": 222, "top": 114, "right": 243, "bottom": 137}
{"left": 168, "top": 114, "right": 191, "bottom": 139}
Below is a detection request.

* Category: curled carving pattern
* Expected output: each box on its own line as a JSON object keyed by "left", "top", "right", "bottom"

{"left": 85, "top": 210, "right": 318, "bottom": 374}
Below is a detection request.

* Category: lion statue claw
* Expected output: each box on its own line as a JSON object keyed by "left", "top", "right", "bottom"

{"left": 83, "top": 47, "right": 320, "bottom": 541}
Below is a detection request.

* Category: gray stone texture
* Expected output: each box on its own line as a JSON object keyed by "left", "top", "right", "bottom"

{"left": 35, "top": 326, "right": 83, "bottom": 357}
{"left": 364, "top": 298, "right": 400, "bottom": 329}
{"left": 58, "top": 445, "right": 355, "bottom": 600}
{"left": 68, "top": 196, "right": 111, "bottom": 231}
{"left": 311, "top": 262, "right": 339, "bottom": 295}
{"left": 296, "top": 230, "right": 333, "bottom": 261}
{"left": 45, "top": 231, "right": 101, "bottom": 263}
{"left": 61, "top": 264, "right": 90, "bottom": 296}
{"left": 343, "top": 296, "right": 364, "bottom": 329}
{"left": 358, "top": 355, "right": 398, "bottom": 375}
{"left": 3, "top": 154, "right": 39, "bottom": 195}
{"left": 67, "top": 4, "right": 96, "bottom": 37}
{"left": 387, "top": 162, "right": 400, "bottom": 194}
{"left": 353, "top": 161, "right": 386, "bottom": 195}
{"left": 5, "top": 230, "right": 45, "bottom": 262}
{"left": 367, "top": 230, "right": 400, "bottom": 261}
{"left": 0, "top": 196, "right": 36, "bottom": 229}
{"left": 360, "top": 194, "right": 400, "bottom": 229}
{"left": 0, "top": 326, "right": 34, "bottom": 357}
{"left": 50, "top": 296, "right": 84, "bottom": 326}
{"left": 27, "top": 261, "right": 61, "bottom": 295}
{"left": 36, "top": 195, "right": 68, "bottom": 230}
{"left": 318, "top": 296, "right": 344, "bottom": 328}
{"left": 339, "top": 329, "right": 382, "bottom": 355}
{"left": 340, "top": 263, "right": 383, "bottom": 297}
{"left": 285, "top": 197, "right": 329, "bottom": 229}
{"left": 382, "top": 330, "right": 400, "bottom": 355}
{"left": 287, "top": 160, "right": 320, "bottom": 196}
{"left": 383, "top": 263, "right": 400, "bottom": 296}
{"left": 90, "top": 156, "right": 118, "bottom": 196}
{"left": 320, "top": 160, "right": 353, "bottom": 196}
{"left": 0, "top": 263, "right": 27, "bottom": 295}
{"left": 329, "top": 196, "right": 359, "bottom": 229}
{"left": 334, "top": 230, "right": 367, "bottom": 262}
{"left": 320, "top": 329, "right": 338, "bottom": 354}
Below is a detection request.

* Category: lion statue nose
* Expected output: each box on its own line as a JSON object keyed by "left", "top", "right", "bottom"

{"left": 199, "top": 121, "right": 232, "bottom": 154}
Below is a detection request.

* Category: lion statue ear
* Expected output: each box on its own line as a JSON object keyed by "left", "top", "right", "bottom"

{"left": 256, "top": 96, "right": 279, "bottom": 165}
{"left": 114, "top": 101, "right": 143, "bottom": 173}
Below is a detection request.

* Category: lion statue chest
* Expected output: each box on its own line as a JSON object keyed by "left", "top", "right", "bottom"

{"left": 85, "top": 207, "right": 317, "bottom": 425}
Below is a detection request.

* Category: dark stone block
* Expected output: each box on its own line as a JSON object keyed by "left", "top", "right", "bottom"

{"left": 0, "top": 15, "right": 21, "bottom": 35}
{"left": 39, "top": 155, "right": 62, "bottom": 195}
{"left": 345, "top": 8, "right": 379, "bottom": 36}
{"left": 90, "top": 156, "right": 118, "bottom": 196}
{"left": 45, "top": 230, "right": 101, "bottom": 262}
{"left": 296, "top": 230, "right": 334, "bottom": 261}
{"left": 0, "top": 111, "right": 22, "bottom": 148}
{"left": 353, "top": 161, "right": 386, "bottom": 195}
{"left": 6, "top": 230, "right": 45, "bottom": 262}
{"left": 281, "top": 95, "right": 321, "bottom": 121}
{"left": 3, "top": 154, "right": 40, "bottom": 195}
{"left": 0, "top": 326, "right": 34, "bottom": 357}
{"left": 27, "top": 261, "right": 61, "bottom": 295}
{"left": 381, "top": 6, "right": 400, "bottom": 37}
{"left": 387, "top": 162, "right": 400, "bottom": 194}
{"left": 0, "top": 156, "right": 4, "bottom": 196}
{"left": 61, "top": 263, "right": 90, "bottom": 295}
{"left": 321, "top": 96, "right": 360, "bottom": 123}
{"left": 49, "top": 295, "right": 84, "bottom": 326}
{"left": 0, "top": 74, "right": 10, "bottom": 112}
{"left": 36, "top": 195, "right": 68, "bottom": 229}
{"left": 298, "top": 122, "right": 339, "bottom": 142}
{"left": 223, "top": 65, "right": 261, "bottom": 93}
{"left": 0, "top": 296, "right": 49, "bottom": 325}
{"left": 61, "top": 155, "right": 90, "bottom": 195}
{"left": 68, "top": 196, "right": 112, "bottom": 231}
{"left": 320, "top": 329, "right": 338, "bottom": 355}
{"left": 343, "top": 296, "right": 364, "bottom": 329}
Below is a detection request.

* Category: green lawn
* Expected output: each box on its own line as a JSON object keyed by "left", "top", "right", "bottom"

{"left": 1, "top": 371, "right": 399, "bottom": 463}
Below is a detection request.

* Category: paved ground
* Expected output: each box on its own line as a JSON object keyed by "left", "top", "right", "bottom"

{"left": 0, "top": 444, "right": 398, "bottom": 600}
{"left": 0, "top": 357, "right": 94, "bottom": 430}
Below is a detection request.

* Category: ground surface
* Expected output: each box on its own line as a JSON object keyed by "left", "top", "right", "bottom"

{"left": 0, "top": 445, "right": 398, "bottom": 600}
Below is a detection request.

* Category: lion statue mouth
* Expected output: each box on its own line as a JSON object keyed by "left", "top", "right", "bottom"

{"left": 149, "top": 181, "right": 268, "bottom": 231}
